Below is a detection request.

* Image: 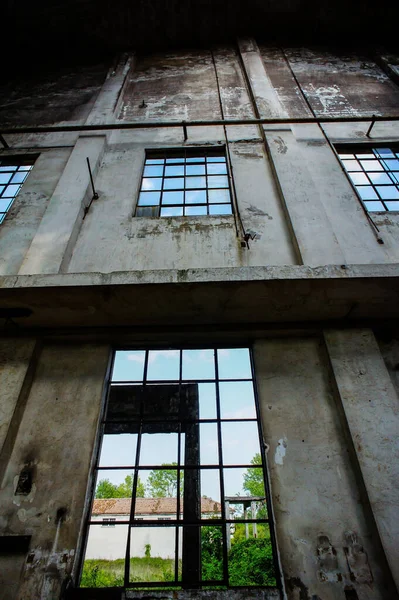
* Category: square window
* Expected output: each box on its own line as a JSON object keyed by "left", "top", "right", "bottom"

{"left": 338, "top": 145, "right": 399, "bottom": 213}
{"left": 135, "top": 151, "right": 233, "bottom": 217}
{"left": 0, "top": 156, "right": 35, "bottom": 223}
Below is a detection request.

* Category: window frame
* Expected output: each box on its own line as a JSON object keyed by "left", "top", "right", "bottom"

{"left": 79, "top": 345, "right": 282, "bottom": 592}
{"left": 135, "top": 147, "right": 234, "bottom": 218}
{"left": 336, "top": 143, "right": 399, "bottom": 213}
{"left": 0, "top": 155, "right": 37, "bottom": 224}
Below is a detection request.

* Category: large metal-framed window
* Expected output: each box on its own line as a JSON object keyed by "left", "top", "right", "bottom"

{"left": 80, "top": 347, "right": 280, "bottom": 591}
{"left": 0, "top": 156, "right": 36, "bottom": 223}
{"left": 337, "top": 144, "right": 399, "bottom": 212}
{"left": 135, "top": 148, "right": 233, "bottom": 217}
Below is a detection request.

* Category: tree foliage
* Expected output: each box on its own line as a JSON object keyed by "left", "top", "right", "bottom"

{"left": 243, "top": 453, "right": 265, "bottom": 497}
{"left": 146, "top": 463, "right": 183, "bottom": 497}
{"left": 95, "top": 475, "right": 145, "bottom": 498}
{"left": 229, "top": 538, "right": 275, "bottom": 586}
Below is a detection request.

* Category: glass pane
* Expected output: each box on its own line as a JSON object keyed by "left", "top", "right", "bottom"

{"left": 228, "top": 529, "right": 276, "bottom": 586}
{"left": 349, "top": 172, "right": 369, "bottom": 185}
{"left": 207, "top": 175, "right": 228, "bottom": 188}
{"left": 219, "top": 381, "right": 256, "bottom": 419}
{"left": 0, "top": 165, "right": 17, "bottom": 171}
{"left": 186, "top": 164, "right": 205, "bottom": 176}
{"left": 134, "top": 496, "right": 178, "bottom": 520}
{"left": 147, "top": 350, "right": 180, "bottom": 381}
{"left": 201, "top": 470, "right": 221, "bottom": 510}
{"left": 209, "top": 204, "right": 232, "bottom": 215}
{"left": 374, "top": 148, "right": 395, "bottom": 157}
{"left": 163, "top": 178, "right": 184, "bottom": 190}
{"left": 222, "top": 422, "right": 260, "bottom": 465}
{"left": 186, "top": 157, "right": 205, "bottom": 163}
{"left": 198, "top": 383, "right": 217, "bottom": 420}
{"left": 3, "top": 184, "right": 20, "bottom": 197}
{"left": 129, "top": 526, "right": 176, "bottom": 582}
{"left": 208, "top": 189, "right": 230, "bottom": 204}
{"left": 165, "top": 165, "right": 184, "bottom": 176}
{"left": 223, "top": 467, "right": 246, "bottom": 496}
{"left": 140, "top": 433, "right": 179, "bottom": 466}
{"left": 112, "top": 351, "right": 145, "bottom": 382}
{"left": 360, "top": 159, "right": 383, "bottom": 172}
{"left": 383, "top": 159, "right": 399, "bottom": 170}
{"left": 0, "top": 173, "right": 12, "bottom": 185}
{"left": 355, "top": 153, "right": 374, "bottom": 159}
{"left": 162, "top": 191, "right": 184, "bottom": 205}
{"left": 166, "top": 158, "right": 184, "bottom": 164}
{"left": 99, "top": 433, "right": 138, "bottom": 467}
{"left": 390, "top": 172, "right": 399, "bottom": 184}
{"left": 367, "top": 172, "right": 392, "bottom": 184}
{"left": 144, "top": 165, "right": 163, "bottom": 177}
{"left": 185, "top": 206, "right": 207, "bottom": 216}
{"left": 160, "top": 206, "right": 183, "bottom": 217}
{"left": 357, "top": 186, "right": 378, "bottom": 200}
{"left": 0, "top": 186, "right": 4, "bottom": 195}
{"left": 0, "top": 199, "right": 11, "bottom": 213}
{"left": 200, "top": 423, "right": 219, "bottom": 465}
{"left": 138, "top": 191, "right": 161, "bottom": 206}
{"left": 10, "top": 172, "right": 27, "bottom": 184}
{"left": 182, "top": 349, "right": 215, "bottom": 380}
{"left": 364, "top": 200, "right": 385, "bottom": 211}
{"left": 142, "top": 466, "right": 180, "bottom": 498}
{"left": 141, "top": 178, "right": 162, "bottom": 191}
{"left": 207, "top": 163, "right": 227, "bottom": 175}
{"left": 206, "top": 156, "right": 225, "bottom": 163}
{"left": 18, "top": 165, "right": 33, "bottom": 171}
{"left": 217, "top": 348, "right": 252, "bottom": 379}
{"left": 376, "top": 186, "right": 399, "bottom": 200}
{"left": 338, "top": 154, "right": 354, "bottom": 159}
{"left": 185, "top": 190, "right": 206, "bottom": 204}
{"left": 342, "top": 160, "right": 361, "bottom": 171}
{"left": 201, "top": 526, "right": 224, "bottom": 581}
{"left": 185, "top": 176, "right": 206, "bottom": 189}
{"left": 81, "top": 525, "right": 128, "bottom": 587}
{"left": 94, "top": 469, "right": 133, "bottom": 504}
{"left": 146, "top": 158, "right": 164, "bottom": 164}
{"left": 386, "top": 201, "right": 399, "bottom": 211}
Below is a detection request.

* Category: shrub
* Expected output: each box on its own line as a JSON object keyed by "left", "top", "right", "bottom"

{"left": 228, "top": 538, "right": 276, "bottom": 586}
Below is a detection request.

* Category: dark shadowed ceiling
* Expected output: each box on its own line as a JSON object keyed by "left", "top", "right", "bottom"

{"left": 4, "top": 0, "right": 399, "bottom": 69}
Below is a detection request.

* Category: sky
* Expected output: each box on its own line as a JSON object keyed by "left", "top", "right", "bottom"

{"left": 96, "top": 348, "right": 262, "bottom": 502}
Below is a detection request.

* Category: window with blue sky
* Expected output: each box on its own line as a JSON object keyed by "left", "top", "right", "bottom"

{"left": 136, "top": 149, "right": 233, "bottom": 217}
{"left": 338, "top": 146, "right": 399, "bottom": 212}
{"left": 80, "top": 347, "right": 278, "bottom": 590}
{"left": 0, "top": 156, "right": 35, "bottom": 223}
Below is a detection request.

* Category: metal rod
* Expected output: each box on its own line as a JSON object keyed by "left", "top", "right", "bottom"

{"left": 1, "top": 115, "right": 399, "bottom": 136}
{"left": 0, "top": 133, "right": 9, "bottom": 148}
{"left": 366, "top": 114, "right": 376, "bottom": 138}
{"left": 183, "top": 121, "right": 188, "bottom": 141}
{"left": 86, "top": 157, "right": 99, "bottom": 200}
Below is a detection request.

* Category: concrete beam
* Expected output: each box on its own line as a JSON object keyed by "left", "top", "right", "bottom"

{"left": 324, "top": 329, "right": 399, "bottom": 592}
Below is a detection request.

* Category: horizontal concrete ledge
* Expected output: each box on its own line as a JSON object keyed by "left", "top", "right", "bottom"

{"left": 69, "top": 588, "right": 280, "bottom": 600}
{"left": 2, "top": 263, "right": 399, "bottom": 290}
{"left": 0, "top": 264, "right": 399, "bottom": 330}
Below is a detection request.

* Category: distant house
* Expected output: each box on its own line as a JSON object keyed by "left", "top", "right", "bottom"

{"left": 86, "top": 497, "right": 221, "bottom": 561}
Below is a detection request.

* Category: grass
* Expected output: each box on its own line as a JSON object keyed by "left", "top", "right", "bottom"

{"left": 81, "top": 557, "right": 179, "bottom": 588}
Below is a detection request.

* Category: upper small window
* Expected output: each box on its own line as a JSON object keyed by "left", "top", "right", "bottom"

{"left": 338, "top": 146, "right": 399, "bottom": 212}
{"left": 136, "top": 149, "right": 233, "bottom": 217}
{"left": 0, "top": 156, "right": 35, "bottom": 223}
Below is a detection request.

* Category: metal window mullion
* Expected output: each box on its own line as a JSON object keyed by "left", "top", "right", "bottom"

{"left": 159, "top": 160, "right": 166, "bottom": 209}
{"left": 214, "top": 349, "right": 229, "bottom": 585}
{"left": 175, "top": 350, "right": 183, "bottom": 582}
{"left": 204, "top": 152, "right": 210, "bottom": 214}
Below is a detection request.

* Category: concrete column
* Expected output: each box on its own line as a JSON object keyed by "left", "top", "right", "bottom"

{"left": 86, "top": 55, "right": 132, "bottom": 125}
{"left": 266, "top": 130, "right": 345, "bottom": 266}
{"left": 324, "top": 329, "right": 399, "bottom": 592}
{"left": 18, "top": 135, "right": 106, "bottom": 275}
{"left": 237, "top": 38, "right": 287, "bottom": 118}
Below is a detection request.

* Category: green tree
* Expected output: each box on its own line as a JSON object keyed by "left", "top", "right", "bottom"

{"left": 243, "top": 453, "right": 265, "bottom": 497}
{"left": 147, "top": 463, "right": 183, "bottom": 497}
{"left": 229, "top": 538, "right": 275, "bottom": 586}
{"left": 95, "top": 475, "right": 145, "bottom": 498}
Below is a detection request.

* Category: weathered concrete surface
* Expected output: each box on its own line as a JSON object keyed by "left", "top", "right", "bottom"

{"left": 0, "top": 339, "right": 35, "bottom": 457}
{"left": 0, "top": 149, "right": 71, "bottom": 276}
{"left": 18, "top": 136, "right": 106, "bottom": 275}
{"left": 0, "top": 62, "right": 110, "bottom": 126}
{"left": 0, "top": 265, "right": 399, "bottom": 330}
{"left": 254, "top": 337, "right": 398, "bottom": 600}
{"left": 0, "top": 343, "right": 109, "bottom": 600}
{"left": 324, "top": 329, "right": 399, "bottom": 592}
{"left": 70, "top": 589, "right": 281, "bottom": 600}
{"left": 377, "top": 335, "right": 399, "bottom": 398}
{"left": 285, "top": 49, "right": 399, "bottom": 117}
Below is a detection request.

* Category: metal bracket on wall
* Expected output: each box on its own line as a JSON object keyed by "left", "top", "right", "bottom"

{"left": 366, "top": 115, "right": 376, "bottom": 138}
{"left": 84, "top": 157, "right": 99, "bottom": 219}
